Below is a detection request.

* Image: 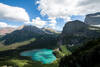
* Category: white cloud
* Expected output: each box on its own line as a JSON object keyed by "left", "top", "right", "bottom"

{"left": 48, "top": 19, "right": 57, "bottom": 30}
{"left": 0, "top": 22, "right": 8, "bottom": 27}
{"left": 0, "top": 22, "right": 17, "bottom": 28}
{"left": 26, "top": 17, "right": 57, "bottom": 30}
{"left": 37, "top": 0, "right": 100, "bottom": 21}
{"left": 27, "top": 17, "right": 46, "bottom": 28}
{"left": 0, "top": 3, "right": 30, "bottom": 22}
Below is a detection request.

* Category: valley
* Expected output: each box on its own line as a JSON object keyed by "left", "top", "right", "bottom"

{"left": 0, "top": 25, "right": 61, "bottom": 67}
{"left": 0, "top": 10, "right": 100, "bottom": 67}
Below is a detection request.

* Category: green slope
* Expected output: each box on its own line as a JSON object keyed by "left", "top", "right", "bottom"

{"left": 0, "top": 34, "right": 59, "bottom": 67}
{"left": 59, "top": 38, "right": 100, "bottom": 67}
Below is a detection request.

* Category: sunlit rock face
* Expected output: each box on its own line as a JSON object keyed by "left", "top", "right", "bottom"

{"left": 42, "top": 27, "right": 58, "bottom": 34}
{"left": 85, "top": 12, "right": 100, "bottom": 26}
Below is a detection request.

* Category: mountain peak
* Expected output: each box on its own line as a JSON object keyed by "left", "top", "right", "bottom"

{"left": 61, "top": 20, "right": 89, "bottom": 37}
{"left": 17, "top": 25, "right": 25, "bottom": 30}
{"left": 1, "top": 25, "right": 47, "bottom": 45}
{"left": 86, "top": 12, "right": 100, "bottom": 17}
{"left": 67, "top": 20, "right": 85, "bottom": 24}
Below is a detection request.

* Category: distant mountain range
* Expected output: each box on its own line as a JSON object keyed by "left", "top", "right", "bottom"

{"left": 0, "top": 25, "right": 58, "bottom": 45}
{"left": 0, "top": 27, "right": 15, "bottom": 35}
{"left": 0, "top": 25, "right": 59, "bottom": 36}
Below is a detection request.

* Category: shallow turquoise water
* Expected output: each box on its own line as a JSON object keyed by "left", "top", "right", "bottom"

{"left": 20, "top": 49, "right": 56, "bottom": 64}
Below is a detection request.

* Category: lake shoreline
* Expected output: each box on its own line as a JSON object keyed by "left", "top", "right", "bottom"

{"left": 20, "top": 49, "right": 57, "bottom": 64}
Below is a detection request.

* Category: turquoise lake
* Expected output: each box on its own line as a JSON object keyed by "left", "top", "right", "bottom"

{"left": 20, "top": 49, "right": 56, "bottom": 64}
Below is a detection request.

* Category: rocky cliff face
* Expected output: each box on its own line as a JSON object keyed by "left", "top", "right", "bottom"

{"left": 85, "top": 12, "right": 100, "bottom": 25}
{"left": 58, "top": 20, "right": 100, "bottom": 47}
{"left": 62, "top": 20, "right": 89, "bottom": 35}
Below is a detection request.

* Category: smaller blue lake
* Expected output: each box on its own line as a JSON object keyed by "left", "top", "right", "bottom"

{"left": 20, "top": 49, "right": 56, "bottom": 64}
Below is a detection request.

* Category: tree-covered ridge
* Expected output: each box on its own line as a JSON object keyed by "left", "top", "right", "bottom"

{"left": 59, "top": 38, "right": 100, "bottom": 67}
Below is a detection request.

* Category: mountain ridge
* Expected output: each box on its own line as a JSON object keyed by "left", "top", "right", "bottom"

{"left": 0, "top": 27, "right": 15, "bottom": 35}
{"left": 58, "top": 19, "right": 100, "bottom": 49}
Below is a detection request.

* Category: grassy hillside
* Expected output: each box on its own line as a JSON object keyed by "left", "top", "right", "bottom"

{"left": 0, "top": 38, "right": 36, "bottom": 51}
{"left": 0, "top": 33, "right": 60, "bottom": 67}
{"left": 0, "top": 58, "right": 59, "bottom": 67}
{"left": 0, "top": 34, "right": 58, "bottom": 51}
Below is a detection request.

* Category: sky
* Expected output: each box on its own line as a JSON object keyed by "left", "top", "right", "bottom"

{"left": 0, "top": 0, "right": 100, "bottom": 31}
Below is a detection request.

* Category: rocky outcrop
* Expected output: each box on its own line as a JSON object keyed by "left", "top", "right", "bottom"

{"left": 85, "top": 12, "right": 100, "bottom": 25}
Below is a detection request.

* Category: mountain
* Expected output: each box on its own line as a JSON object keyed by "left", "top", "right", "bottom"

{"left": 0, "top": 25, "right": 47, "bottom": 45}
{"left": 0, "top": 26, "right": 58, "bottom": 67}
{"left": 59, "top": 12, "right": 100, "bottom": 67}
{"left": 58, "top": 20, "right": 100, "bottom": 49}
{"left": 0, "top": 27, "right": 15, "bottom": 35}
{"left": 17, "top": 25, "right": 46, "bottom": 35}
{"left": 59, "top": 38, "right": 100, "bottom": 67}
{"left": 85, "top": 12, "right": 100, "bottom": 25}
{"left": 62, "top": 20, "right": 89, "bottom": 35}
{"left": 0, "top": 25, "right": 58, "bottom": 51}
